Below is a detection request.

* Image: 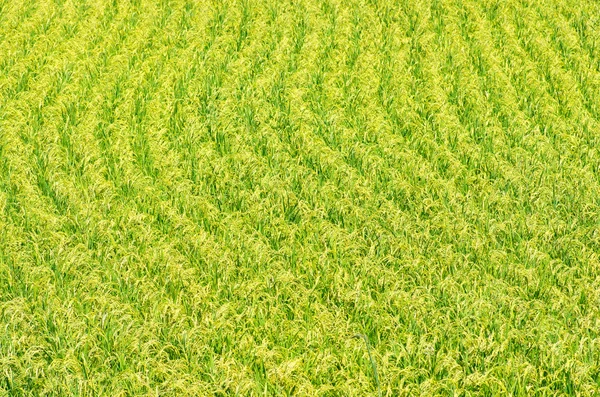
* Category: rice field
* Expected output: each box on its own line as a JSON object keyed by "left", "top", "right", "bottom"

{"left": 1, "top": 0, "right": 600, "bottom": 395}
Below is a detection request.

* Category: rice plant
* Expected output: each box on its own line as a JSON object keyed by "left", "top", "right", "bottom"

{"left": 1, "top": 0, "right": 600, "bottom": 395}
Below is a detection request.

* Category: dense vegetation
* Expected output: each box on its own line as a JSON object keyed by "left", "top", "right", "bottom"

{"left": 1, "top": 0, "right": 600, "bottom": 395}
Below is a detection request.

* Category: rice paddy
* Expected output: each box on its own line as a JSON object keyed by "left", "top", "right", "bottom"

{"left": 1, "top": 0, "right": 600, "bottom": 395}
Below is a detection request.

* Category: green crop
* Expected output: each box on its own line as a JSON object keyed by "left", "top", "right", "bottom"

{"left": 1, "top": 0, "right": 600, "bottom": 395}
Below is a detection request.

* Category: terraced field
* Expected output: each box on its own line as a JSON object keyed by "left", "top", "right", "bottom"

{"left": 2, "top": 0, "right": 600, "bottom": 395}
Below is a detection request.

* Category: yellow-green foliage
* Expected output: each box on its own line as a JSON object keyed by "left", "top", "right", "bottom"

{"left": 1, "top": 0, "right": 600, "bottom": 395}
